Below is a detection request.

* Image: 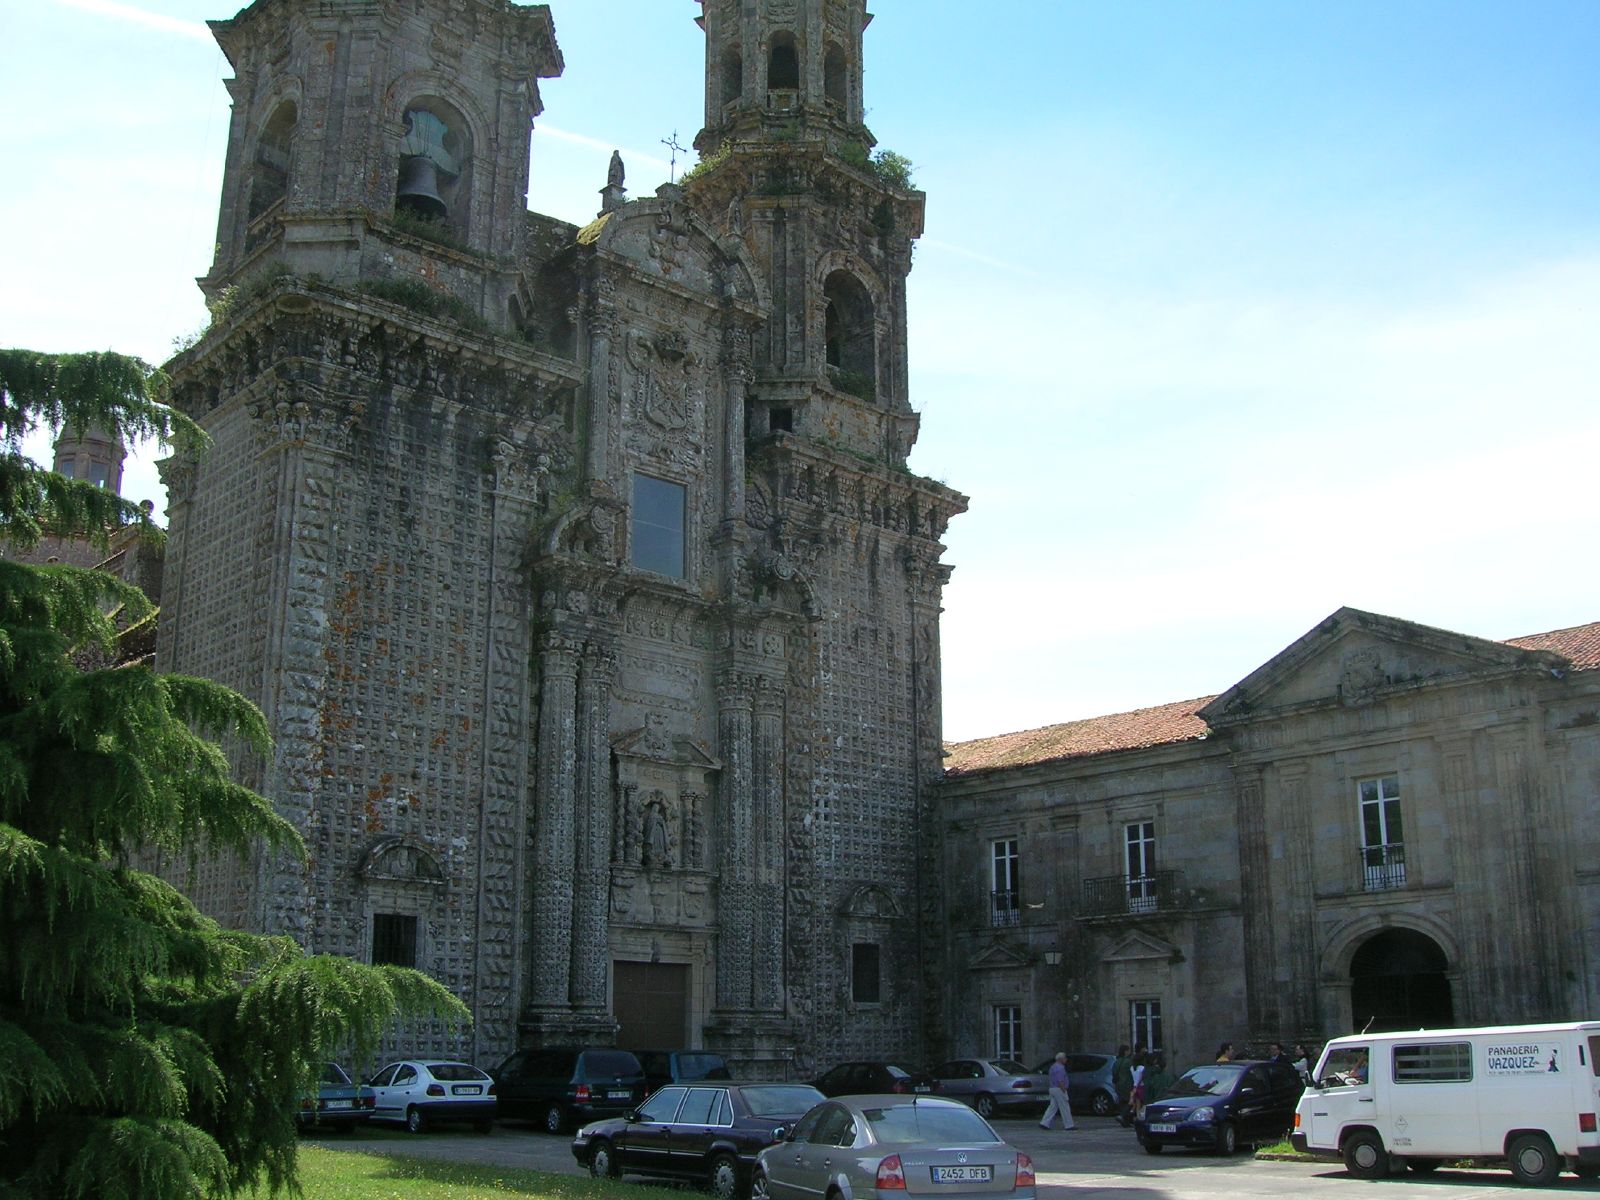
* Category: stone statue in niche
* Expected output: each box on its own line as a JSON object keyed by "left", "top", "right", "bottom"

{"left": 642, "top": 802, "right": 672, "bottom": 869}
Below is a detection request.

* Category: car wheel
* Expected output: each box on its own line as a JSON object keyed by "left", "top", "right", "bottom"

{"left": 1341, "top": 1130, "right": 1389, "bottom": 1179}
{"left": 542, "top": 1102, "right": 566, "bottom": 1135}
{"left": 1140, "top": 1139, "right": 1163, "bottom": 1156}
{"left": 974, "top": 1094, "right": 996, "bottom": 1120}
{"left": 1405, "top": 1158, "right": 1441, "bottom": 1174}
{"left": 405, "top": 1106, "right": 427, "bottom": 1135}
{"left": 750, "top": 1169, "right": 771, "bottom": 1200}
{"left": 1090, "top": 1091, "right": 1114, "bottom": 1118}
{"left": 1213, "top": 1121, "right": 1237, "bottom": 1157}
{"left": 708, "top": 1151, "right": 741, "bottom": 1200}
{"left": 590, "top": 1139, "right": 620, "bottom": 1180}
{"left": 1507, "top": 1133, "right": 1560, "bottom": 1187}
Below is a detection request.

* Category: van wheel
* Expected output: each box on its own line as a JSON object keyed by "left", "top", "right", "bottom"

{"left": 708, "top": 1152, "right": 741, "bottom": 1200}
{"left": 1212, "top": 1122, "right": 1237, "bottom": 1156}
{"left": 1507, "top": 1133, "right": 1560, "bottom": 1187}
{"left": 1090, "top": 1092, "right": 1114, "bottom": 1117}
{"left": 1342, "top": 1130, "right": 1389, "bottom": 1179}
{"left": 974, "top": 1094, "right": 996, "bottom": 1119}
{"left": 1406, "top": 1158, "right": 1441, "bottom": 1174}
{"left": 542, "top": 1102, "right": 566, "bottom": 1135}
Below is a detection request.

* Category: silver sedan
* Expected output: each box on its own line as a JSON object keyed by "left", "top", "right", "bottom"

{"left": 753, "top": 1095, "right": 1035, "bottom": 1200}
{"left": 927, "top": 1060, "right": 1050, "bottom": 1119}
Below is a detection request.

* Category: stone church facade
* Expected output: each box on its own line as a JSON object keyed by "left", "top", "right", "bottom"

{"left": 937, "top": 608, "right": 1600, "bottom": 1070}
{"left": 157, "top": 0, "right": 964, "bottom": 1073}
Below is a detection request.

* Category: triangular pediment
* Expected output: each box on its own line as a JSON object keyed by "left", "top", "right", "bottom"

{"left": 968, "top": 942, "right": 1033, "bottom": 971}
{"left": 1102, "top": 931, "right": 1180, "bottom": 964}
{"left": 612, "top": 717, "right": 721, "bottom": 769}
{"left": 1199, "top": 607, "right": 1566, "bottom": 725}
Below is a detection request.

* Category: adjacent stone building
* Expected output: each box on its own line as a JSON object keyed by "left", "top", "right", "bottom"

{"left": 937, "top": 608, "right": 1600, "bottom": 1070}
{"left": 156, "top": 0, "right": 964, "bottom": 1073}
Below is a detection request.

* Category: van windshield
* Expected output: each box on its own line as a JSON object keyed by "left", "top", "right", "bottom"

{"left": 1318, "top": 1046, "right": 1370, "bottom": 1086}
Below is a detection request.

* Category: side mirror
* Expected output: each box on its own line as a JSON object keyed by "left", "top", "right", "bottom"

{"left": 773, "top": 1125, "right": 789, "bottom": 1142}
{"left": 625, "top": 1110, "right": 639, "bottom": 1122}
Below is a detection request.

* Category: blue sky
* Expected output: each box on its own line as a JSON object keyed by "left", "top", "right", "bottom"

{"left": 5, "top": 0, "right": 1598, "bottom": 740}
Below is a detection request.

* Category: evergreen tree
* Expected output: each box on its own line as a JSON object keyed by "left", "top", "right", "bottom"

{"left": 0, "top": 350, "right": 468, "bottom": 1199}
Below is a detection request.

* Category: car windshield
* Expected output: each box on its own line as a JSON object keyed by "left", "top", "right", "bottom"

{"left": 864, "top": 1104, "right": 999, "bottom": 1145}
{"left": 321, "top": 1063, "right": 351, "bottom": 1085}
{"left": 742, "top": 1085, "right": 825, "bottom": 1116}
{"left": 1168, "top": 1066, "right": 1245, "bottom": 1097}
{"left": 991, "top": 1060, "right": 1028, "bottom": 1075}
{"left": 427, "top": 1063, "right": 489, "bottom": 1082}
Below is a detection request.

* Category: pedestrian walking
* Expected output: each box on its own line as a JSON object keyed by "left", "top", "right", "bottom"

{"left": 1124, "top": 1050, "right": 1147, "bottom": 1126}
{"left": 1038, "top": 1052, "right": 1076, "bottom": 1130}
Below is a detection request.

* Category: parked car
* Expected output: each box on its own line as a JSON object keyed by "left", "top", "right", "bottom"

{"left": 811, "top": 1061, "right": 938, "bottom": 1097}
{"left": 753, "top": 1095, "right": 1035, "bottom": 1200}
{"left": 297, "top": 1061, "right": 375, "bottom": 1132}
{"left": 928, "top": 1059, "right": 1047, "bottom": 1119}
{"left": 572, "top": 1080, "right": 824, "bottom": 1200}
{"left": 1032, "top": 1052, "right": 1119, "bottom": 1116}
{"left": 1135, "top": 1060, "right": 1304, "bottom": 1155}
{"left": 366, "top": 1059, "right": 496, "bottom": 1134}
{"left": 633, "top": 1049, "right": 732, "bottom": 1093}
{"left": 491, "top": 1046, "right": 646, "bottom": 1133}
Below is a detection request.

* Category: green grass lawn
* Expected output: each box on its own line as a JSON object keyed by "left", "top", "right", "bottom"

{"left": 270, "top": 1147, "right": 688, "bottom": 1200}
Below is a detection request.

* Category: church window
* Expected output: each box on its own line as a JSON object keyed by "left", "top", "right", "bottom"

{"left": 247, "top": 100, "right": 297, "bottom": 225}
{"left": 851, "top": 943, "right": 881, "bottom": 1004}
{"left": 722, "top": 48, "right": 744, "bottom": 107}
{"left": 992, "top": 1005, "right": 1022, "bottom": 1060}
{"left": 769, "top": 406, "right": 793, "bottom": 433}
{"left": 1129, "top": 999, "right": 1162, "bottom": 1052}
{"left": 631, "top": 473, "right": 687, "bottom": 579}
{"left": 824, "top": 43, "right": 847, "bottom": 105}
{"left": 990, "top": 838, "right": 1019, "bottom": 927}
{"left": 396, "top": 99, "right": 470, "bottom": 233}
{"left": 768, "top": 33, "right": 800, "bottom": 92}
{"left": 371, "top": 912, "right": 417, "bottom": 968}
{"left": 1124, "top": 821, "right": 1156, "bottom": 913}
{"left": 1359, "top": 775, "right": 1405, "bottom": 889}
{"left": 823, "top": 271, "right": 875, "bottom": 396}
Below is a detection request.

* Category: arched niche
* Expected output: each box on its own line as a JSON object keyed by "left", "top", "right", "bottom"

{"left": 767, "top": 32, "right": 799, "bottom": 92}
{"left": 247, "top": 99, "right": 297, "bottom": 224}
{"left": 823, "top": 269, "right": 876, "bottom": 394}
{"left": 395, "top": 97, "right": 472, "bottom": 235}
{"left": 722, "top": 46, "right": 743, "bottom": 108}
{"left": 824, "top": 43, "right": 847, "bottom": 105}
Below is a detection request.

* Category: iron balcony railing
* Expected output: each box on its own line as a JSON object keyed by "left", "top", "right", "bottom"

{"left": 990, "top": 889, "right": 1021, "bottom": 927}
{"left": 1362, "top": 842, "right": 1407, "bottom": 891}
{"left": 1081, "top": 871, "right": 1179, "bottom": 917}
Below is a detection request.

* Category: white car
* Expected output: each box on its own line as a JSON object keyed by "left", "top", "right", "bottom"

{"left": 367, "top": 1059, "right": 497, "bottom": 1133}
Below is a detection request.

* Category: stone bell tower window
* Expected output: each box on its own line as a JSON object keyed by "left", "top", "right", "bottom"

{"left": 247, "top": 100, "right": 296, "bottom": 223}
{"left": 824, "top": 270, "right": 876, "bottom": 396}
{"left": 824, "top": 43, "right": 847, "bottom": 105}
{"left": 722, "top": 47, "right": 744, "bottom": 108}
{"left": 395, "top": 101, "right": 470, "bottom": 231}
{"left": 768, "top": 33, "right": 800, "bottom": 92}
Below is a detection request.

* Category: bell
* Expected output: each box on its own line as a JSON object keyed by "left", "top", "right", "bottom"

{"left": 396, "top": 156, "right": 446, "bottom": 220}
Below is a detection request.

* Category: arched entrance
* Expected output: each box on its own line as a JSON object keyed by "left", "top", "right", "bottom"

{"left": 1350, "top": 928, "right": 1454, "bottom": 1031}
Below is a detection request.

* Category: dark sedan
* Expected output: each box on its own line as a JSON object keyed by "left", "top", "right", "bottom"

{"left": 1135, "top": 1060, "right": 1303, "bottom": 1155}
{"left": 572, "top": 1080, "right": 824, "bottom": 1200}
{"left": 296, "top": 1061, "right": 375, "bottom": 1132}
{"left": 812, "top": 1061, "right": 937, "bottom": 1097}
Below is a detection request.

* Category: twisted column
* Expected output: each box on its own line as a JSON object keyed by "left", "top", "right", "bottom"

{"left": 752, "top": 678, "right": 785, "bottom": 1012}
{"left": 715, "top": 671, "right": 756, "bottom": 1010}
{"left": 528, "top": 634, "right": 580, "bottom": 1008}
{"left": 570, "top": 642, "right": 617, "bottom": 1009}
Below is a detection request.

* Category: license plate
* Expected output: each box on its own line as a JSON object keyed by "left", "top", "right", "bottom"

{"left": 608, "top": 1090, "right": 631, "bottom": 1100}
{"left": 913, "top": 1085, "right": 932, "bottom": 1093}
{"left": 454, "top": 1085, "right": 482, "bottom": 1095}
{"left": 1149, "top": 1123, "right": 1177, "bottom": 1134}
{"left": 325, "top": 1100, "right": 352, "bottom": 1110}
{"left": 932, "top": 1166, "right": 992, "bottom": 1183}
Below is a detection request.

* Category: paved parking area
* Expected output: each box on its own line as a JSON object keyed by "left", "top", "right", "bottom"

{"left": 315, "top": 1114, "right": 1600, "bottom": 1197}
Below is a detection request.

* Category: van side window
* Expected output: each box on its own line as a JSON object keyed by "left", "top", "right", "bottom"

{"left": 1394, "top": 1042, "right": 1472, "bottom": 1083}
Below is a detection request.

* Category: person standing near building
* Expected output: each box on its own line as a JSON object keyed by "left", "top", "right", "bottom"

{"left": 1215, "top": 1042, "right": 1234, "bottom": 1063}
{"left": 1292, "top": 1043, "right": 1312, "bottom": 1083}
{"left": 1038, "top": 1052, "right": 1075, "bottom": 1130}
{"left": 1111, "top": 1044, "right": 1133, "bottom": 1121}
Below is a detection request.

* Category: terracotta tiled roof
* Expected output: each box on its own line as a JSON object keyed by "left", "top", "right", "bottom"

{"left": 942, "top": 696, "right": 1215, "bottom": 778}
{"left": 1505, "top": 621, "right": 1600, "bottom": 672}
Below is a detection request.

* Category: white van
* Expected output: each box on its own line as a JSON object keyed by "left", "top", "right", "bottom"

{"left": 1292, "top": 1022, "right": 1600, "bottom": 1186}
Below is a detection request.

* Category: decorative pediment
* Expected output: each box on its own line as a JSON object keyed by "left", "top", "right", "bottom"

{"left": 841, "top": 883, "right": 903, "bottom": 921}
{"left": 1101, "top": 930, "right": 1180, "bottom": 965}
{"left": 1200, "top": 607, "right": 1567, "bottom": 725}
{"left": 968, "top": 942, "right": 1033, "bottom": 971}
{"left": 611, "top": 717, "right": 721, "bottom": 770}
{"left": 358, "top": 837, "right": 445, "bottom": 888}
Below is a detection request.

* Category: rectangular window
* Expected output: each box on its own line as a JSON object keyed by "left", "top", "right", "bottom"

{"left": 1130, "top": 999, "right": 1162, "bottom": 1053}
{"left": 993, "top": 1005, "right": 1022, "bottom": 1060}
{"left": 1125, "top": 821, "right": 1156, "bottom": 913}
{"left": 1393, "top": 1042, "right": 1472, "bottom": 1083}
{"left": 990, "top": 838, "right": 1020, "bottom": 927}
{"left": 371, "top": 913, "right": 417, "bottom": 968}
{"left": 1359, "top": 776, "right": 1406, "bottom": 889}
{"left": 632, "top": 474, "right": 687, "bottom": 578}
{"left": 851, "top": 943, "right": 881, "bottom": 1004}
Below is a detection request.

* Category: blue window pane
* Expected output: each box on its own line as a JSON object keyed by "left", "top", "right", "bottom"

{"left": 632, "top": 474, "right": 685, "bottom": 578}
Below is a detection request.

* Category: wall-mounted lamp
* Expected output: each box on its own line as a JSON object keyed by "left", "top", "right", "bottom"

{"left": 1043, "top": 950, "right": 1062, "bottom": 966}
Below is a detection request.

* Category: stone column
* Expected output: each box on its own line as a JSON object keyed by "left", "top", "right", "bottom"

{"left": 1235, "top": 767, "right": 1274, "bottom": 1034}
{"left": 570, "top": 642, "right": 616, "bottom": 1011}
{"left": 585, "top": 280, "right": 618, "bottom": 481}
{"left": 716, "top": 671, "right": 756, "bottom": 1011}
{"left": 528, "top": 634, "right": 581, "bottom": 1010}
{"left": 721, "top": 326, "right": 751, "bottom": 528}
{"left": 1442, "top": 736, "right": 1489, "bottom": 1018}
{"left": 752, "top": 677, "right": 785, "bottom": 1012}
{"left": 1276, "top": 762, "right": 1319, "bottom": 1034}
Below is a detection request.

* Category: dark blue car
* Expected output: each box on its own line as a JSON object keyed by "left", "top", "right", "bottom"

{"left": 1135, "top": 1061, "right": 1303, "bottom": 1155}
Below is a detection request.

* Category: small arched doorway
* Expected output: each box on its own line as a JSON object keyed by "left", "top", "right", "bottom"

{"left": 1350, "top": 928, "right": 1454, "bottom": 1031}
